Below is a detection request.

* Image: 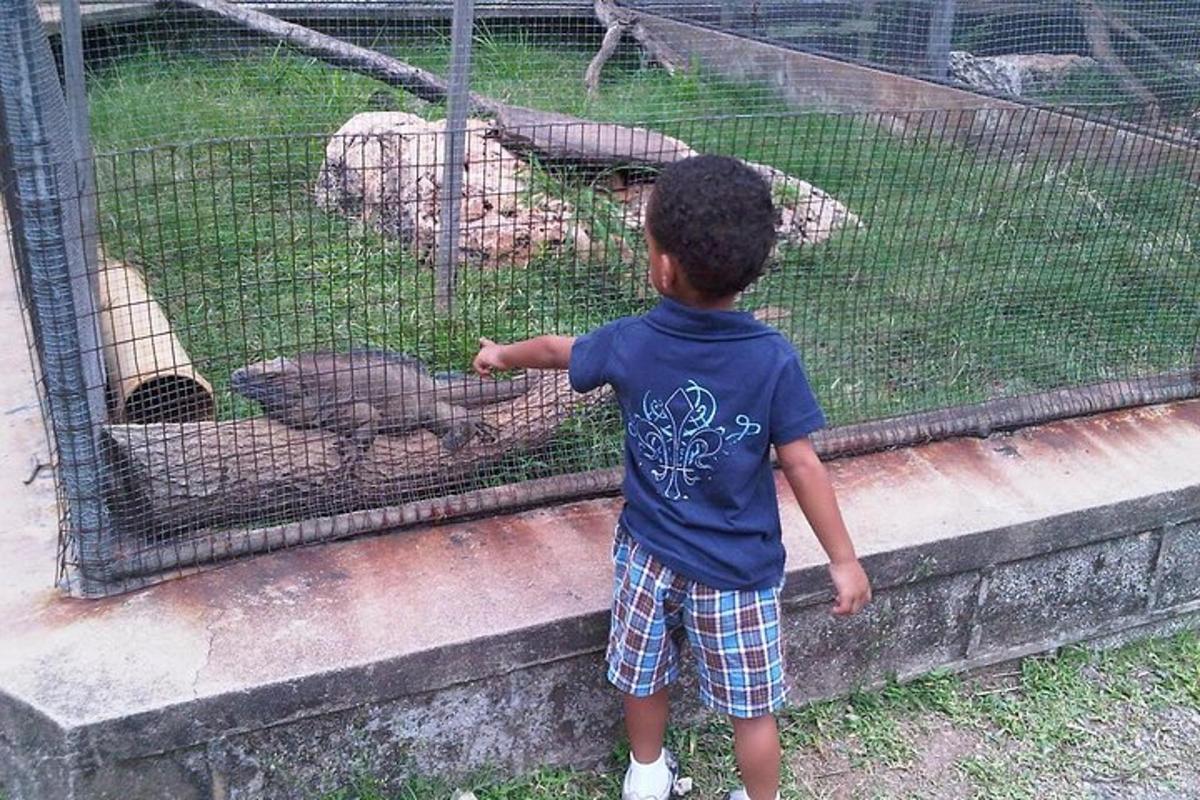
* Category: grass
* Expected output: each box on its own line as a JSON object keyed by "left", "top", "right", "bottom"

{"left": 313, "top": 631, "right": 1200, "bottom": 799}
{"left": 82, "top": 29, "right": 1200, "bottom": 484}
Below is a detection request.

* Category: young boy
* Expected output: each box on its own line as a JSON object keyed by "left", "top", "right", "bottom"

{"left": 473, "top": 155, "right": 871, "bottom": 800}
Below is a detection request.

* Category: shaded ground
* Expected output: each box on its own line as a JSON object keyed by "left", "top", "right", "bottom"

{"left": 323, "top": 631, "right": 1200, "bottom": 799}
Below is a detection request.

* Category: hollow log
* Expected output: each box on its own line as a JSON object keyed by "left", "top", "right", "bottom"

{"left": 103, "top": 371, "right": 607, "bottom": 533}
{"left": 97, "top": 260, "right": 214, "bottom": 423}
{"left": 164, "top": 0, "right": 696, "bottom": 170}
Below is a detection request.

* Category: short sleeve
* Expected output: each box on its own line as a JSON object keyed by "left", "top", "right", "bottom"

{"left": 568, "top": 320, "right": 622, "bottom": 393}
{"left": 770, "top": 353, "right": 826, "bottom": 445}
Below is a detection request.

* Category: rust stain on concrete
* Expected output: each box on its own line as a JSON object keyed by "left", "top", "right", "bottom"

{"left": 4, "top": 397, "right": 1199, "bottom": 723}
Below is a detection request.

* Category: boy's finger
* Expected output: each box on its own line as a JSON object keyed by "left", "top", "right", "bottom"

{"left": 479, "top": 337, "right": 495, "bottom": 347}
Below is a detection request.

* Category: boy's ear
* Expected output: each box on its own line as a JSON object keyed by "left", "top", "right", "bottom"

{"left": 658, "top": 250, "right": 680, "bottom": 292}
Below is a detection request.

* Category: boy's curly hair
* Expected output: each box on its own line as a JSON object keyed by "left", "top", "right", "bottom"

{"left": 645, "top": 154, "right": 776, "bottom": 299}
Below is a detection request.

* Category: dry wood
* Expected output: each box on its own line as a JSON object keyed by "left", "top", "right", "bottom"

{"left": 107, "top": 466, "right": 625, "bottom": 579}
{"left": 584, "top": 0, "right": 686, "bottom": 96}
{"left": 1091, "top": 1, "right": 1190, "bottom": 78}
{"left": 1076, "top": 0, "right": 1160, "bottom": 117}
{"left": 166, "top": 0, "right": 696, "bottom": 170}
{"left": 103, "top": 371, "right": 608, "bottom": 533}
{"left": 490, "top": 104, "right": 695, "bottom": 168}
{"left": 584, "top": 13, "right": 629, "bottom": 97}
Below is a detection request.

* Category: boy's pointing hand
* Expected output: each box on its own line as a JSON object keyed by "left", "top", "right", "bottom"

{"left": 473, "top": 337, "right": 507, "bottom": 378}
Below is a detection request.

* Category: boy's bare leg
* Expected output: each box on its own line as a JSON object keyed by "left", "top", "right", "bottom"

{"left": 625, "top": 690, "right": 670, "bottom": 763}
{"left": 732, "top": 714, "right": 781, "bottom": 800}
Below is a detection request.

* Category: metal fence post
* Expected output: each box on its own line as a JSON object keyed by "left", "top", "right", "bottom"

{"left": 927, "top": 0, "right": 955, "bottom": 80}
{"left": 434, "top": 0, "right": 476, "bottom": 313}
{"left": 0, "top": 0, "right": 113, "bottom": 594}
{"left": 719, "top": 0, "right": 737, "bottom": 29}
{"left": 59, "top": 0, "right": 100, "bottom": 275}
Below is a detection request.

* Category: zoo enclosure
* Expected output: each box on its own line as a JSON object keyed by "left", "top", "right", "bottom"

{"left": 0, "top": 0, "right": 1197, "bottom": 596}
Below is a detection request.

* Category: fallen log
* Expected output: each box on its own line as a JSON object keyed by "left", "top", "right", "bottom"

{"left": 106, "top": 466, "right": 627, "bottom": 580}
{"left": 490, "top": 104, "right": 695, "bottom": 168}
{"left": 104, "top": 371, "right": 608, "bottom": 533}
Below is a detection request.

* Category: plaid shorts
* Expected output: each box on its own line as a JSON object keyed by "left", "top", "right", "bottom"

{"left": 606, "top": 526, "right": 786, "bottom": 719}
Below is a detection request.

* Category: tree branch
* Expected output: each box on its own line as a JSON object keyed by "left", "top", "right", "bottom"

{"left": 1076, "top": 0, "right": 1160, "bottom": 117}
{"left": 584, "top": 0, "right": 686, "bottom": 95}
{"left": 164, "top": 0, "right": 697, "bottom": 168}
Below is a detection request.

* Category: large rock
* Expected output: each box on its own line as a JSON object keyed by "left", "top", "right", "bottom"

{"left": 607, "top": 168, "right": 857, "bottom": 249}
{"left": 314, "top": 112, "right": 591, "bottom": 268}
{"left": 315, "top": 112, "right": 857, "bottom": 269}
{"left": 949, "top": 51, "right": 1097, "bottom": 97}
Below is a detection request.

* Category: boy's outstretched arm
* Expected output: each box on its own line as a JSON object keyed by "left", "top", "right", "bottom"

{"left": 473, "top": 335, "right": 575, "bottom": 376}
{"left": 776, "top": 437, "right": 872, "bottom": 616}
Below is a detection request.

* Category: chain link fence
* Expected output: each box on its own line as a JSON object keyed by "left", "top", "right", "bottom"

{"left": 1, "top": 0, "right": 1197, "bottom": 595}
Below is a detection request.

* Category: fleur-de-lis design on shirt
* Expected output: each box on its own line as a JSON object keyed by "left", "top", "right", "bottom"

{"left": 628, "top": 381, "right": 761, "bottom": 501}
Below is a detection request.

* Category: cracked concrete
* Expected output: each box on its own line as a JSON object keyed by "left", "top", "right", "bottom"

{"left": 194, "top": 608, "right": 227, "bottom": 701}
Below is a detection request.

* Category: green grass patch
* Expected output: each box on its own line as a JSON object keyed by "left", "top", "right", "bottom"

{"left": 311, "top": 631, "right": 1200, "bottom": 799}
{"left": 84, "top": 30, "right": 1200, "bottom": 486}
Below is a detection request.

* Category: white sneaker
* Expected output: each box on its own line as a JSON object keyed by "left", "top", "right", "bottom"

{"left": 621, "top": 748, "right": 678, "bottom": 800}
{"left": 727, "top": 789, "right": 780, "bottom": 800}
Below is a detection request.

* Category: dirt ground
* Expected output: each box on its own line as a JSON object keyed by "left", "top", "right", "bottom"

{"left": 780, "top": 654, "right": 1200, "bottom": 800}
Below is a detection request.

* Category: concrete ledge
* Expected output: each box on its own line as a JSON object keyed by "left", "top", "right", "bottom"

{"left": 2, "top": 395, "right": 1199, "bottom": 798}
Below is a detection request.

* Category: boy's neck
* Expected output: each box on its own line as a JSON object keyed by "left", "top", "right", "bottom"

{"left": 662, "top": 288, "right": 739, "bottom": 312}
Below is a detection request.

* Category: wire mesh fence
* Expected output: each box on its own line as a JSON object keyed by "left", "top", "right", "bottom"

{"left": 1, "top": 0, "right": 1198, "bottom": 595}
{"left": 625, "top": 0, "right": 1200, "bottom": 133}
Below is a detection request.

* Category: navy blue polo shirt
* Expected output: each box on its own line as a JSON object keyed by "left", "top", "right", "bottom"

{"left": 569, "top": 297, "right": 826, "bottom": 590}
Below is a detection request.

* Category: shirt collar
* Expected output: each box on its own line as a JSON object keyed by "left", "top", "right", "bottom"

{"left": 643, "top": 296, "right": 770, "bottom": 341}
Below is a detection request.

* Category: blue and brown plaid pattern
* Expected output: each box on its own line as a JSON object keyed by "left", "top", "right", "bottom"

{"left": 607, "top": 527, "right": 786, "bottom": 719}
